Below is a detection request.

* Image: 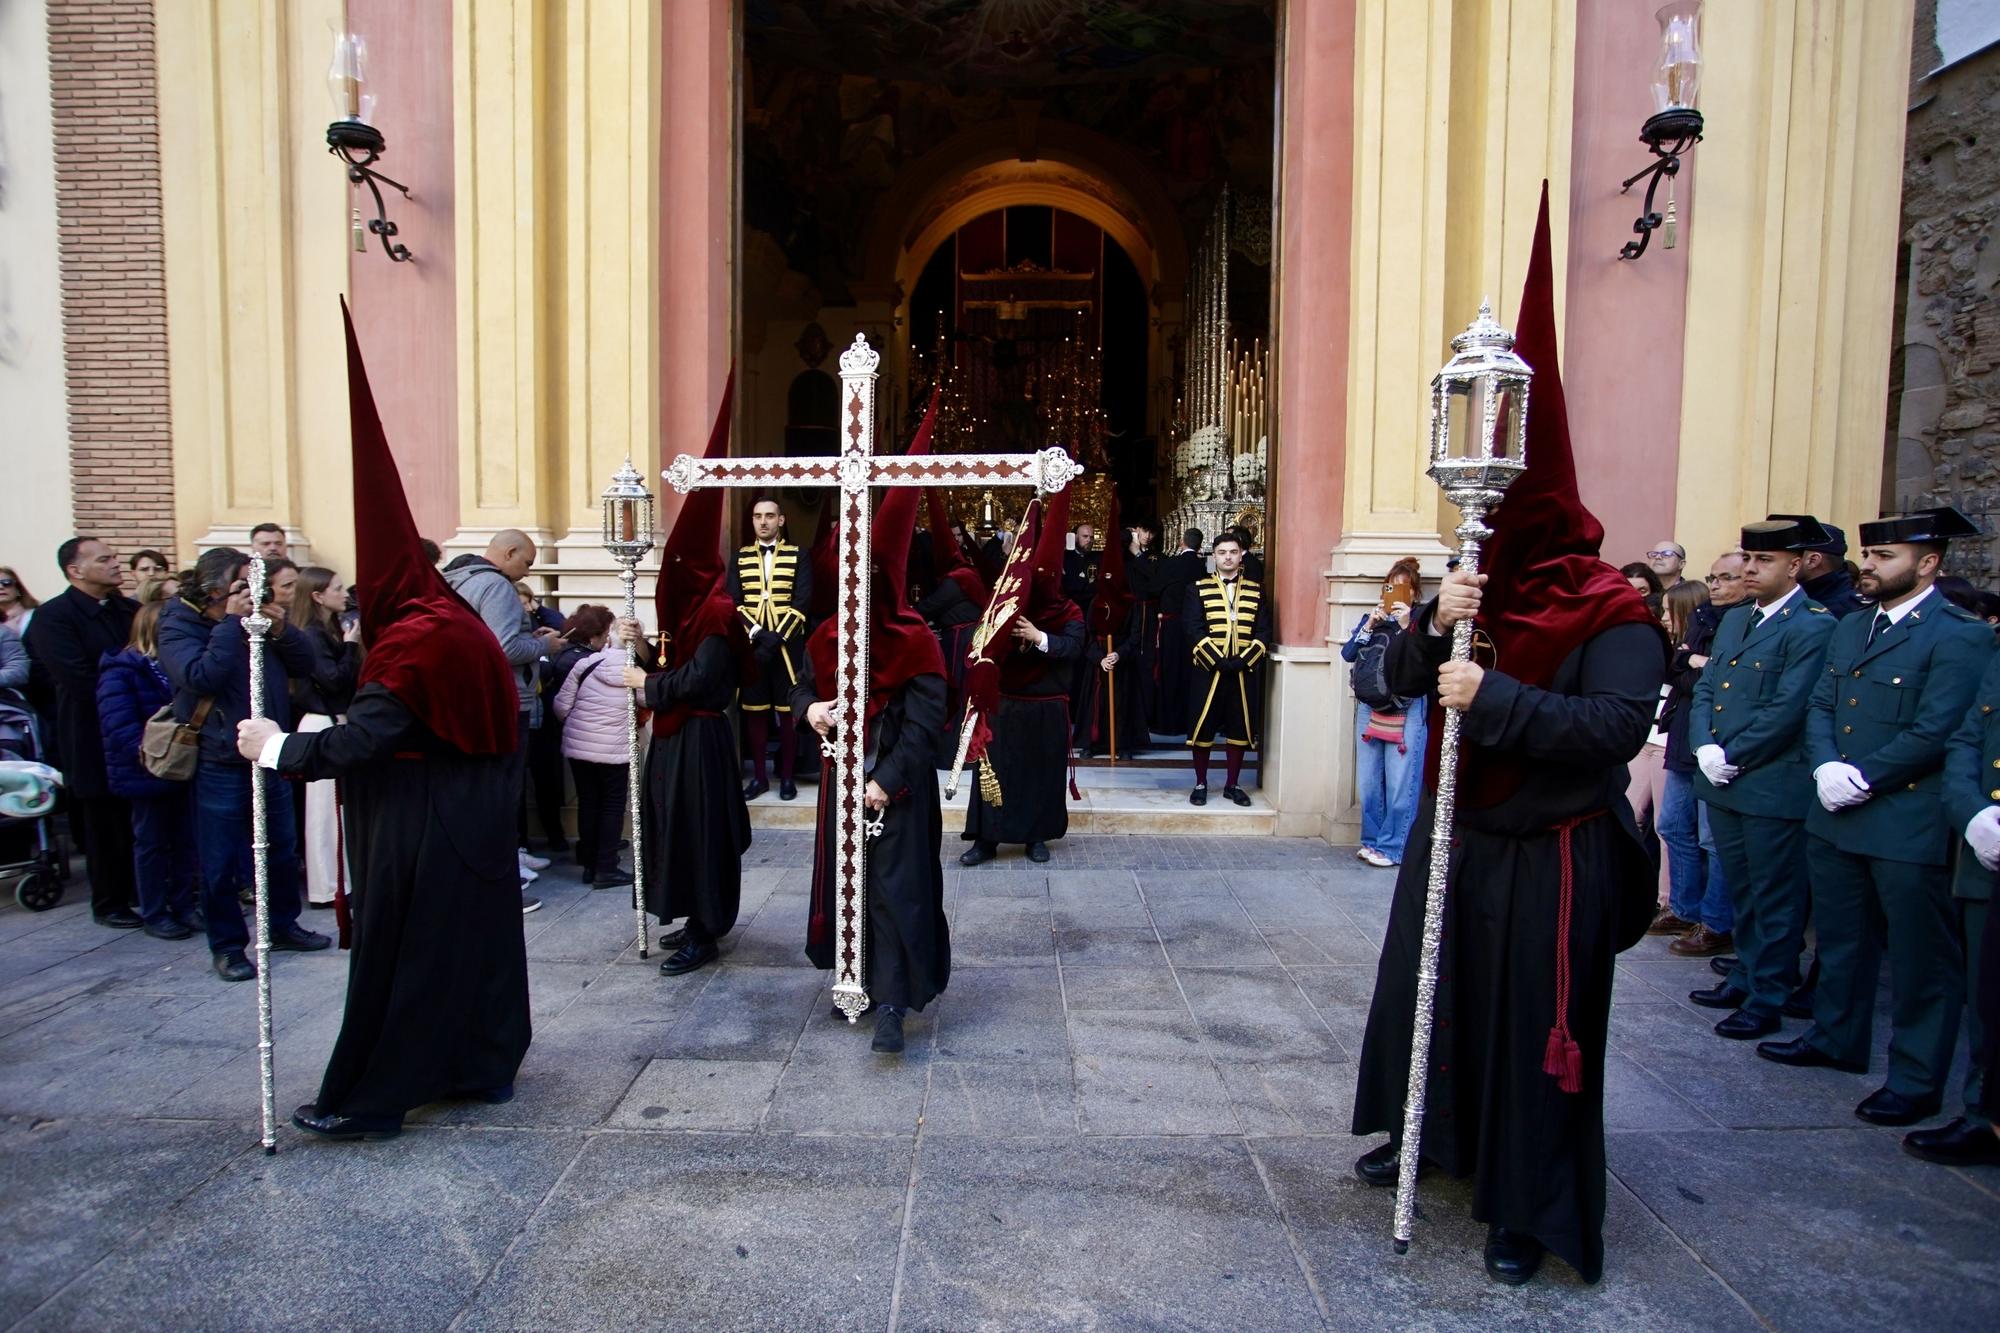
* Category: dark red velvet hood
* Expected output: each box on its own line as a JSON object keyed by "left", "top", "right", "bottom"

{"left": 344, "top": 302, "right": 517, "bottom": 756}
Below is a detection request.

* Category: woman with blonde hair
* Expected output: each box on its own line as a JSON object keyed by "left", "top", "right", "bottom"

{"left": 0, "top": 566, "right": 39, "bottom": 633}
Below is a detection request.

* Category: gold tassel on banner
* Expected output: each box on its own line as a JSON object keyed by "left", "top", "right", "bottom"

{"left": 978, "top": 755, "right": 1004, "bottom": 806}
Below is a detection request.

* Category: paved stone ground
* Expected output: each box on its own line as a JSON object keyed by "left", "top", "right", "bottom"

{"left": 2, "top": 832, "right": 1996, "bottom": 1331}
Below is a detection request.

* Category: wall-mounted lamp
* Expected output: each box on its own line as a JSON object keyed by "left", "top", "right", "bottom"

{"left": 1619, "top": 2, "right": 1703, "bottom": 260}
{"left": 325, "top": 30, "right": 412, "bottom": 263}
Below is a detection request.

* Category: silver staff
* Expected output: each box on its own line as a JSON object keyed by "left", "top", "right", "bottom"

{"left": 245, "top": 554, "right": 279, "bottom": 1153}
{"left": 1393, "top": 301, "right": 1530, "bottom": 1252}
{"left": 601, "top": 460, "right": 657, "bottom": 960}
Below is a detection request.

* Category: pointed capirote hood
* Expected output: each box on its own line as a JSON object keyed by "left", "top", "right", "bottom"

{"left": 345, "top": 300, "right": 517, "bottom": 755}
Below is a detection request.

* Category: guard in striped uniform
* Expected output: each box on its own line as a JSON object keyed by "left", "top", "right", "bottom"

{"left": 1183, "top": 532, "right": 1271, "bottom": 807}
{"left": 729, "top": 498, "right": 812, "bottom": 801}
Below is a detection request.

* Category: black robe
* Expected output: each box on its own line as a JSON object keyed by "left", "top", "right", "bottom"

{"left": 1125, "top": 551, "right": 1161, "bottom": 735}
{"left": 790, "top": 659, "right": 950, "bottom": 1011}
{"left": 640, "top": 635, "right": 751, "bottom": 937}
{"left": 1147, "top": 549, "right": 1206, "bottom": 735}
{"left": 1351, "top": 614, "right": 1661, "bottom": 1284}
{"left": 1074, "top": 602, "right": 1147, "bottom": 757}
{"left": 962, "top": 618, "right": 1085, "bottom": 846}
{"left": 917, "top": 579, "right": 981, "bottom": 770}
{"left": 274, "top": 684, "right": 530, "bottom": 1117}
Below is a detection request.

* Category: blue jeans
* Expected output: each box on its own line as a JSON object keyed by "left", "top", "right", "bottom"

{"left": 195, "top": 760, "right": 302, "bottom": 955}
{"left": 129, "top": 790, "right": 198, "bottom": 929}
{"left": 1356, "top": 700, "right": 1425, "bottom": 862}
{"left": 1661, "top": 769, "right": 1733, "bottom": 933}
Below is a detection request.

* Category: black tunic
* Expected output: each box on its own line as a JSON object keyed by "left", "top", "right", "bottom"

{"left": 640, "top": 635, "right": 751, "bottom": 937}
{"left": 790, "top": 660, "right": 951, "bottom": 1011}
{"left": 1351, "top": 615, "right": 1661, "bottom": 1284}
{"left": 1074, "top": 602, "right": 1147, "bottom": 757}
{"left": 274, "top": 684, "right": 531, "bottom": 1117}
{"left": 962, "top": 618, "right": 1084, "bottom": 846}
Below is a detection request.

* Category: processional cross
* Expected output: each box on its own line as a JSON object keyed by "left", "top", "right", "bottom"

{"left": 665, "top": 334, "right": 1081, "bottom": 1021}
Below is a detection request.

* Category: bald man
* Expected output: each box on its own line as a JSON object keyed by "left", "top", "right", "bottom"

{"left": 445, "top": 530, "right": 560, "bottom": 911}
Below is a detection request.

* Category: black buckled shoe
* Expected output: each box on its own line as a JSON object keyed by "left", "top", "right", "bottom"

{"left": 1189, "top": 785, "right": 1208, "bottom": 806}
{"left": 959, "top": 842, "right": 997, "bottom": 867}
{"left": 1222, "top": 785, "right": 1252, "bottom": 807}
{"left": 1687, "top": 981, "right": 1747, "bottom": 1010}
{"left": 1855, "top": 1087, "right": 1941, "bottom": 1127}
{"left": 1713, "top": 1009, "right": 1779, "bottom": 1040}
{"left": 871, "top": 1007, "right": 906, "bottom": 1054}
{"left": 1755, "top": 1035, "right": 1866, "bottom": 1072}
{"left": 1483, "top": 1226, "right": 1544, "bottom": 1286}
{"left": 1026, "top": 841, "right": 1051, "bottom": 864}
{"left": 292, "top": 1103, "right": 402, "bottom": 1141}
{"left": 658, "top": 936, "right": 718, "bottom": 977}
{"left": 1903, "top": 1116, "right": 2000, "bottom": 1166}
{"left": 1353, "top": 1141, "right": 1429, "bottom": 1189}
{"left": 213, "top": 950, "right": 256, "bottom": 983}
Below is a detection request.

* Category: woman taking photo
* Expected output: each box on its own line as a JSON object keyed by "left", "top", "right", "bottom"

{"left": 290, "top": 567, "right": 363, "bottom": 909}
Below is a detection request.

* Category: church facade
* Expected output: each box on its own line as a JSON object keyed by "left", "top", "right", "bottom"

{"left": 12, "top": 1, "right": 1914, "bottom": 841}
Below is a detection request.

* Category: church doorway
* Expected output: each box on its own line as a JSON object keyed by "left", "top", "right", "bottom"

{"left": 736, "top": 2, "right": 1279, "bottom": 556}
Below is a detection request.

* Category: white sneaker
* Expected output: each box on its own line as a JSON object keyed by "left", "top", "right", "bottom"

{"left": 519, "top": 850, "right": 551, "bottom": 871}
{"left": 520, "top": 866, "right": 541, "bottom": 884}
{"left": 1357, "top": 847, "right": 1396, "bottom": 868}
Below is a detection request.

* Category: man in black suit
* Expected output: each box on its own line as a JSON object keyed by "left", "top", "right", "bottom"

{"left": 24, "top": 536, "right": 142, "bottom": 926}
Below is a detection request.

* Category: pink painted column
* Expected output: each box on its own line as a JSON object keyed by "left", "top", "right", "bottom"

{"left": 1272, "top": 0, "right": 1356, "bottom": 646}
{"left": 346, "top": 0, "right": 458, "bottom": 541}
{"left": 658, "top": 0, "right": 735, "bottom": 528}
{"left": 1564, "top": 0, "right": 1693, "bottom": 566}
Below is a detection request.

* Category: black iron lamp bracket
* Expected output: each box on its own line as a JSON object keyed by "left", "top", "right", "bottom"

{"left": 1618, "top": 108, "right": 1703, "bottom": 261}
{"left": 327, "top": 121, "right": 413, "bottom": 263}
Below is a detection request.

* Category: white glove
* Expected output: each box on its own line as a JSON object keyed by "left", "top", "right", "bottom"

{"left": 1695, "top": 745, "right": 1739, "bottom": 786}
{"left": 1814, "top": 762, "right": 1872, "bottom": 813}
{"left": 1967, "top": 807, "right": 2000, "bottom": 873}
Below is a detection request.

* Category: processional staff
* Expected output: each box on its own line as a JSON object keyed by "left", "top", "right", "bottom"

{"left": 245, "top": 555, "right": 280, "bottom": 1153}
{"left": 1393, "top": 300, "right": 1531, "bottom": 1252}
{"left": 600, "top": 461, "right": 658, "bottom": 960}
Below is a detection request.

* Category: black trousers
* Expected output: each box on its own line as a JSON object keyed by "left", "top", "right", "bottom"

{"left": 528, "top": 719, "right": 569, "bottom": 847}
{"left": 569, "top": 759, "right": 628, "bottom": 877}
{"left": 74, "top": 793, "right": 136, "bottom": 919}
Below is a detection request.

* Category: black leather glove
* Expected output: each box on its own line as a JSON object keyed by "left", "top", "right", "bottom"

{"left": 1218, "top": 655, "right": 1247, "bottom": 675}
{"left": 752, "top": 628, "right": 784, "bottom": 652}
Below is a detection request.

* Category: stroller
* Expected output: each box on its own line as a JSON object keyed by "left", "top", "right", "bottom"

{"left": 0, "top": 691, "right": 67, "bottom": 910}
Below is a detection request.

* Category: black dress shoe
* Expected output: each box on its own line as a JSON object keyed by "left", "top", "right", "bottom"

{"left": 213, "top": 951, "right": 256, "bottom": 982}
{"left": 1352, "top": 1141, "right": 1429, "bottom": 1188}
{"left": 1025, "top": 841, "right": 1050, "bottom": 864}
{"left": 292, "top": 1103, "right": 402, "bottom": 1141}
{"left": 143, "top": 919, "right": 193, "bottom": 941}
{"left": 1782, "top": 987, "right": 1816, "bottom": 1020}
{"left": 1484, "top": 1226, "right": 1544, "bottom": 1286}
{"left": 271, "top": 926, "right": 332, "bottom": 952}
{"left": 1755, "top": 1035, "right": 1866, "bottom": 1072}
{"left": 1222, "top": 785, "right": 1251, "bottom": 807}
{"left": 871, "top": 1007, "right": 906, "bottom": 1054}
{"left": 1903, "top": 1116, "right": 2000, "bottom": 1166}
{"left": 959, "top": 842, "right": 997, "bottom": 867}
{"left": 95, "top": 909, "right": 143, "bottom": 930}
{"left": 659, "top": 926, "right": 687, "bottom": 951}
{"left": 1687, "top": 981, "right": 1747, "bottom": 1010}
{"left": 1710, "top": 955, "right": 1739, "bottom": 978}
{"left": 1190, "top": 785, "right": 1208, "bottom": 806}
{"left": 1713, "top": 1009, "right": 1779, "bottom": 1040}
{"left": 1855, "top": 1087, "right": 1941, "bottom": 1127}
{"left": 744, "top": 777, "right": 771, "bottom": 801}
{"left": 779, "top": 779, "right": 798, "bottom": 801}
{"left": 594, "top": 871, "right": 635, "bottom": 890}
{"left": 476, "top": 1083, "right": 516, "bottom": 1105}
{"left": 658, "top": 937, "right": 719, "bottom": 976}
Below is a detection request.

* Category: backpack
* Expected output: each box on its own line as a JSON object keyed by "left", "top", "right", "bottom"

{"left": 1348, "top": 629, "right": 1406, "bottom": 712}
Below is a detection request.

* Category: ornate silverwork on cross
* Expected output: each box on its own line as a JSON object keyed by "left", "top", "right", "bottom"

{"left": 663, "top": 332, "right": 1080, "bottom": 1022}
{"left": 1393, "top": 299, "right": 1531, "bottom": 1252}
{"left": 600, "top": 459, "right": 657, "bottom": 959}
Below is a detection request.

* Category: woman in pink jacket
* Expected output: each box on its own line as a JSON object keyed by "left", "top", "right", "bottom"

{"left": 550, "top": 606, "right": 632, "bottom": 888}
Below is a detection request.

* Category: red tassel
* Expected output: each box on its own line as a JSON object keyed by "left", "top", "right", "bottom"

{"left": 1560, "top": 1038, "right": 1583, "bottom": 1095}
{"left": 1543, "top": 1027, "right": 1567, "bottom": 1079}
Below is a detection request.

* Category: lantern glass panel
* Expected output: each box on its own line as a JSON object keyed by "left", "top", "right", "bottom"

{"left": 1652, "top": 2, "right": 1701, "bottom": 115}
{"left": 327, "top": 30, "right": 376, "bottom": 124}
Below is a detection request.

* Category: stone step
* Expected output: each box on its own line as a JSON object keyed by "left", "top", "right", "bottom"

{"left": 745, "top": 764, "right": 1272, "bottom": 835}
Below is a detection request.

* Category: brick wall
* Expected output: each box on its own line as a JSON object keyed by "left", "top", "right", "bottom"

{"left": 47, "top": 0, "right": 174, "bottom": 561}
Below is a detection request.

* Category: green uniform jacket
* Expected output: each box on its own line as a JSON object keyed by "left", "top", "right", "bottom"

{"left": 1690, "top": 593, "right": 1835, "bottom": 820}
{"left": 1942, "top": 651, "right": 2000, "bottom": 902}
{"left": 1805, "top": 591, "right": 1996, "bottom": 865}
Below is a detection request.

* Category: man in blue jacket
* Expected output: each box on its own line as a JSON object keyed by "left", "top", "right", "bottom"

{"left": 1759, "top": 507, "right": 1996, "bottom": 1128}
{"left": 1685, "top": 518, "right": 1837, "bottom": 1039}
{"left": 159, "top": 548, "right": 330, "bottom": 980}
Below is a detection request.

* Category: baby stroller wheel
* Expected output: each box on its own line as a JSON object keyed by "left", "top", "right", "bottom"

{"left": 14, "top": 872, "right": 61, "bottom": 912}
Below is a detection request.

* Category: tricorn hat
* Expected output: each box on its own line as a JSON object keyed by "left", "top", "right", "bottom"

{"left": 1768, "top": 513, "right": 1846, "bottom": 555}
{"left": 1740, "top": 515, "right": 1833, "bottom": 553}
{"left": 1857, "top": 506, "right": 1983, "bottom": 548}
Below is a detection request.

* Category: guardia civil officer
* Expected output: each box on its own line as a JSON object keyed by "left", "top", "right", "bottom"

{"left": 1906, "top": 650, "right": 2000, "bottom": 1165}
{"left": 1759, "top": 507, "right": 1996, "bottom": 1129}
{"left": 1685, "top": 517, "right": 1836, "bottom": 1039}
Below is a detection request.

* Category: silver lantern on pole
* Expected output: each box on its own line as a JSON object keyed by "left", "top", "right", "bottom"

{"left": 601, "top": 458, "right": 657, "bottom": 960}
{"left": 245, "top": 555, "right": 279, "bottom": 1153}
{"left": 1393, "top": 299, "right": 1531, "bottom": 1253}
